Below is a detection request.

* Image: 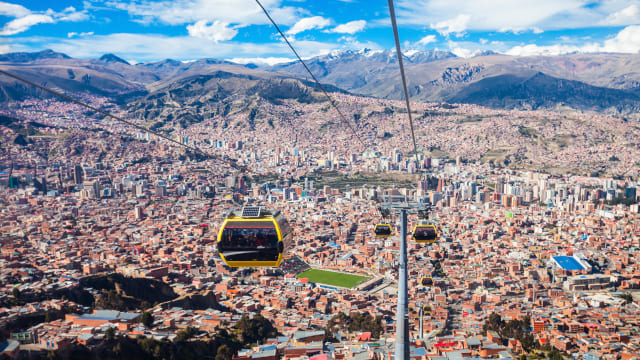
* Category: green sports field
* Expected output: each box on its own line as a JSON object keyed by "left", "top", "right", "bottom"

{"left": 296, "top": 269, "right": 369, "bottom": 288}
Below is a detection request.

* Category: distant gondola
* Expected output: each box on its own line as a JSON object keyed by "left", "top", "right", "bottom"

{"left": 374, "top": 223, "right": 392, "bottom": 237}
{"left": 413, "top": 224, "right": 438, "bottom": 243}
{"left": 217, "top": 206, "right": 292, "bottom": 267}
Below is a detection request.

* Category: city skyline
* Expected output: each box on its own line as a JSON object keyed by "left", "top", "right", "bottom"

{"left": 1, "top": 74, "right": 639, "bottom": 357}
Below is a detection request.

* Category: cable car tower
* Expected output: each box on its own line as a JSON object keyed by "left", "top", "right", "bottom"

{"left": 377, "top": 194, "right": 438, "bottom": 360}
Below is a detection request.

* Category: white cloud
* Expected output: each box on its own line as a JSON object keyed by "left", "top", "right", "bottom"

{"left": 336, "top": 36, "right": 381, "bottom": 51}
{"left": 329, "top": 20, "right": 366, "bottom": 34}
{"left": 451, "top": 48, "right": 484, "bottom": 58}
{"left": 57, "top": 7, "right": 89, "bottom": 22}
{"left": 13, "top": 33, "right": 344, "bottom": 62}
{"left": 286, "top": 16, "right": 331, "bottom": 36}
{"left": 230, "top": 57, "right": 295, "bottom": 66}
{"left": 601, "top": 25, "right": 640, "bottom": 53}
{"left": 187, "top": 20, "right": 238, "bottom": 42}
{"left": 396, "top": 0, "right": 602, "bottom": 33}
{"left": 505, "top": 44, "right": 584, "bottom": 56}
{"left": 447, "top": 41, "right": 484, "bottom": 57}
{"left": 431, "top": 14, "right": 470, "bottom": 36}
{"left": 417, "top": 34, "right": 437, "bottom": 46}
{"left": 601, "top": 4, "right": 640, "bottom": 26}
{"left": 0, "top": 3, "right": 88, "bottom": 36}
{"left": 0, "top": 44, "right": 10, "bottom": 54}
{"left": 0, "top": 14, "right": 54, "bottom": 36}
{"left": 505, "top": 26, "right": 640, "bottom": 56}
{"left": 0, "top": 2, "right": 30, "bottom": 17}
{"left": 105, "top": 0, "right": 301, "bottom": 27}
{"left": 68, "top": 31, "right": 95, "bottom": 38}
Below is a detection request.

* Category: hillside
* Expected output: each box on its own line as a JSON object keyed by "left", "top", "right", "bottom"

{"left": 125, "top": 69, "right": 342, "bottom": 130}
{"left": 3, "top": 49, "right": 640, "bottom": 116}
{"left": 448, "top": 71, "right": 640, "bottom": 114}
{"left": 269, "top": 50, "right": 640, "bottom": 116}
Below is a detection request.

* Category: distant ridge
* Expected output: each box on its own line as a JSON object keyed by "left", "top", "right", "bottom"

{"left": 0, "top": 49, "right": 71, "bottom": 63}
{"left": 448, "top": 71, "right": 640, "bottom": 113}
{"left": 2, "top": 49, "right": 640, "bottom": 116}
{"left": 99, "top": 53, "right": 130, "bottom": 65}
{"left": 265, "top": 49, "right": 640, "bottom": 115}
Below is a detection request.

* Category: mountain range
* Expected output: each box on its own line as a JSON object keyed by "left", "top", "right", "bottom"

{"left": 2, "top": 49, "right": 640, "bottom": 117}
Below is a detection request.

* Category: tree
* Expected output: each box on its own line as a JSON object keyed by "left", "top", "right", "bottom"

{"left": 105, "top": 327, "right": 115, "bottom": 341}
{"left": 548, "top": 350, "right": 563, "bottom": 360}
{"left": 153, "top": 344, "right": 164, "bottom": 359}
{"left": 12, "top": 287, "right": 20, "bottom": 299}
{"left": 216, "top": 345, "right": 233, "bottom": 360}
{"left": 618, "top": 293, "right": 634, "bottom": 305}
{"left": 141, "top": 311, "right": 154, "bottom": 328}
{"left": 483, "top": 312, "right": 504, "bottom": 335}
{"left": 235, "top": 314, "right": 277, "bottom": 345}
{"left": 139, "top": 337, "right": 154, "bottom": 354}
{"left": 324, "top": 311, "right": 383, "bottom": 340}
{"left": 175, "top": 326, "right": 196, "bottom": 342}
{"left": 113, "top": 342, "right": 122, "bottom": 356}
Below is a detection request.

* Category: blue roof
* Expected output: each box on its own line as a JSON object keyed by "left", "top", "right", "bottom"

{"left": 552, "top": 256, "right": 585, "bottom": 271}
{"left": 411, "top": 347, "right": 427, "bottom": 356}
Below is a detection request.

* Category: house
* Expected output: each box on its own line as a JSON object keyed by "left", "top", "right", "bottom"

{"left": 0, "top": 340, "right": 20, "bottom": 359}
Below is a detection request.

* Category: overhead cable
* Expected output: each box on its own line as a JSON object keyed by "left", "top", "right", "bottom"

{"left": 386, "top": 0, "right": 421, "bottom": 167}
{"left": 254, "top": 0, "right": 369, "bottom": 149}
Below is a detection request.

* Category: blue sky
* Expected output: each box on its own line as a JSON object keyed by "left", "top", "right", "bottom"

{"left": 1, "top": 0, "right": 639, "bottom": 64}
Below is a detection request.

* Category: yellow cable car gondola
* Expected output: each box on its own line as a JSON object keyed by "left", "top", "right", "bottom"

{"left": 421, "top": 276, "right": 434, "bottom": 287}
{"left": 374, "top": 223, "right": 392, "bottom": 237}
{"left": 413, "top": 223, "right": 438, "bottom": 243}
{"left": 217, "top": 206, "right": 292, "bottom": 267}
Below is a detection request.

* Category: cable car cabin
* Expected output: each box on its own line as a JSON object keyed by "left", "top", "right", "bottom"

{"left": 374, "top": 223, "right": 392, "bottom": 237}
{"left": 217, "top": 206, "right": 292, "bottom": 267}
{"left": 413, "top": 224, "right": 438, "bottom": 243}
{"left": 421, "top": 276, "right": 434, "bottom": 287}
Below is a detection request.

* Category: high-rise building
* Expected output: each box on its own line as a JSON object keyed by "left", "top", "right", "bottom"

{"left": 155, "top": 184, "right": 167, "bottom": 197}
{"left": 74, "top": 165, "right": 84, "bottom": 185}
{"left": 418, "top": 180, "right": 428, "bottom": 192}
{"left": 604, "top": 178, "right": 615, "bottom": 190}
{"left": 625, "top": 187, "right": 636, "bottom": 199}
{"left": 495, "top": 178, "right": 505, "bottom": 194}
